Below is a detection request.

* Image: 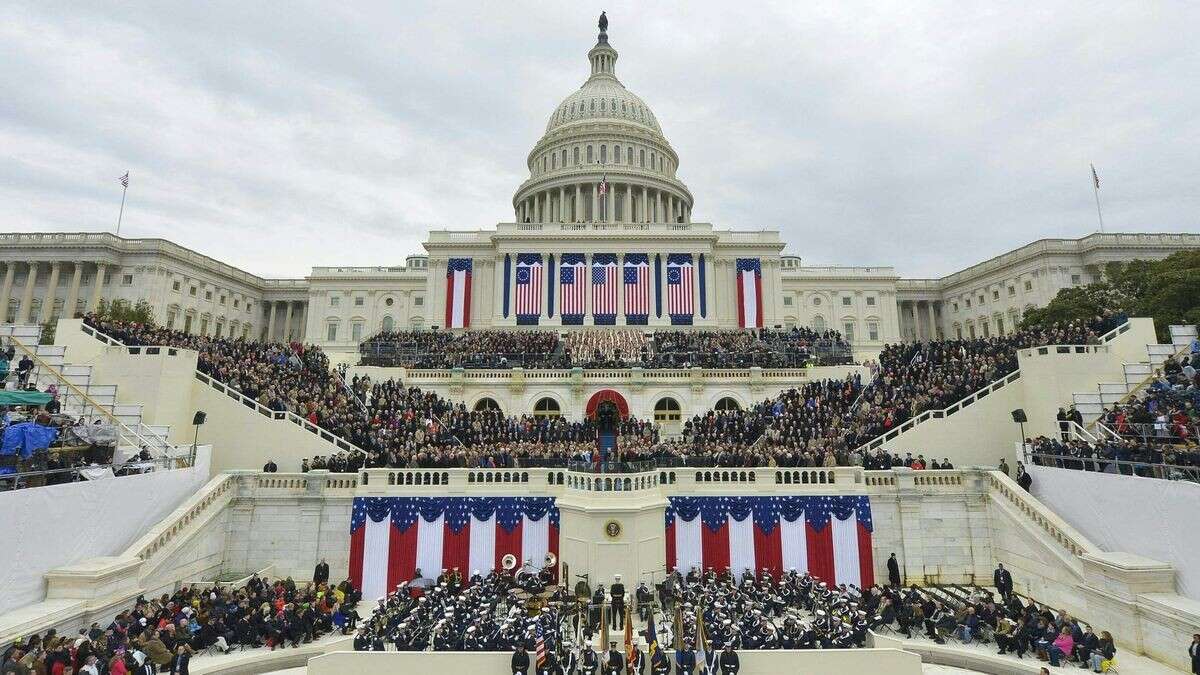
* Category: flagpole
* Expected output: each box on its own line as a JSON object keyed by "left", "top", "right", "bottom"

{"left": 1090, "top": 164, "right": 1105, "bottom": 233}
{"left": 114, "top": 171, "right": 128, "bottom": 235}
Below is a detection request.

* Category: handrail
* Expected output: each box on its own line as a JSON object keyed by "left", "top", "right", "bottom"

{"left": 79, "top": 321, "right": 373, "bottom": 457}
{"left": 853, "top": 369, "right": 1023, "bottom": 453}
{"left": 1027, "top": 451, "right": 1200, "bottom": 483}
{"left": 1087, "top": 337, "right": 1193, "bottom": 431}
{"left": 3, "top": 331, "right": 176, "bottom": 460}
{"left": 985, "top": 469, "right": 1100, "bottom": 559}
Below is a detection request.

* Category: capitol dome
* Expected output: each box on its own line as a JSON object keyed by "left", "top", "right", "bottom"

{"left": 512, "top": 15, "right": 693, "bottom": 225}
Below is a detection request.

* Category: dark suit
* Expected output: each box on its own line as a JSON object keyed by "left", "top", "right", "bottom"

{"left": 993, "top": 568, "right": 1013, "bottom": 597}
{"left": 513, "top": 649, "right": 531, "bottom": 675}
{"left": 887, "top": 556, "right": 901, "bottom": 586}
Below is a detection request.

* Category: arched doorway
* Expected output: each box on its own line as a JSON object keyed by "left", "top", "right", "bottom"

{"left": 715, "top": 396, "right": 741, "bottom": 412}
{"left": 533, "top": 397, "right": 561, "bottom": 418}
{"left": 585, "top": 389, "right": 630, "bottom": 420}
{"left": 653, "top": 396, "right": 683, "bottom": 435}
{"left": 474, "top": 397, "right": 501, "bottom": 413}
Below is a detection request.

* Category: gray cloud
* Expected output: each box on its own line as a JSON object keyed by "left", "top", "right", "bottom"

{"left": 2, "top": 1, "right": 1197, "bottom": 278}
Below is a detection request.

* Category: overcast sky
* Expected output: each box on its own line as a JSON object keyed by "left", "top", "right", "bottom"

{"left": 3, "top": 2, "right": 1197, "bottom": 279}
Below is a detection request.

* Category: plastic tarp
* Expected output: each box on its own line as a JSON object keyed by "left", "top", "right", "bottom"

{"left": 0, "top": 391, "right": 52, "bottom": 406}
{"left": 0, "top": 446, "right": 211, "bottom": 614}
{"left": 1, "top": 422, "right": 59, "bottom": 459}
{"left": 1030, "top": 465, "right": 1200, "bottom": 601}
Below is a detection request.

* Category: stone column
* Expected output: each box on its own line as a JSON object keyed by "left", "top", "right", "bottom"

{"left": 86, "top": 262, "right": 107, "bottom": 313}
{"left": 297, "top": 301, "right": 308, "bottom": 340}
{"left": 44, "top": 262, "right": 61, "bottom": 322}
{"left": 623, "top": 184, "right": 632, "bottom": 222}
{"left": 575, "top": 184, "right": 582, "bottom": 222}
{"left": 0, "top": 264, "right": 15, "bottom": 321}
{"left": 266, "top": 302, "right": 277, "bottom": 341}
{"left": 17, "top": 262, "right": 39, "bottom": 323}
{"left": 560, "top": 186, "right": 567, "bottom": 223}
{"left": 64, "top": 264, "right": 83, "bottom": 319}
{"left": 655, "top": 190, "right": 663, "bottom": 223}
{"left": 667, "top": 195, "right": 675, "bottom": 223}
{"left": 929, "top": 301, "right": 941, "bottom": 339}
{"left": 606, "top": 184, "right": 614, "bottom": 223}
{"left": 641, "top": 185, "right": 648, "bottom": 222}
{"left": 591, "top": 185, "right": 599, "bottom": 222}
{"left": 281, "top": 302, "right": 293, "bottom": 341}
{"left": 493, "top": 255, "right": 506, "bottom": 323}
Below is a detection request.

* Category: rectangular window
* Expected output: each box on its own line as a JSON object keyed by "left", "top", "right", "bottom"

{"left": 996, "top": 316, "right": 1005, "bottom": 334}
{"left": 330, "top": 296, "right": 340, "bottom": 307}
{"left": 1071, "top": 274, "right": 1081, "bottom": 285}
{"left": 866, "top": 296, "right": 875, "bottom": 306}
{"left": 183, "top": 315, "right": 193, "bottom": 333}
{"left": 868, "top": 322, "right": 879, "bottom": 341}
{"left": 352, "top": 322, "right": 363, "bottom": 341}
{"left": 414, "top": 296, "right": 424, "bottom": 306}
{"left": 965, "top": 299, "right": 971, "bottom": 308}
{"left": 992, "top": 290, "right": 999, "bottom": 300}
{"left": 952, "top": 302, "right": 958, "bottom": 313}
{"left": 956, "top": 327, "right": 963, "bottom": 339}
{"left": 189, "top": 286, "right": 197, "bottom": 296}
{"left": 327, "top": 324, "right": 338, "bottom": 341}
{"left": 841, "top": 296, "right": 851, "bottom": 306}
{"left": 234, "top": 299, "right": 240, "bottom": 309}
{"left": 219, "top": 295, "right": 226, "bottom": 305}
{"left": 122, "top": 274, "right": 133, "bottom": 286}
{"left": 205, "top": 290, "right": 213, "bottom": 301}
{"left": 1008, "top": 286, "right": 1016, "bottom": 297}
{"left": 172, "top": 280, "right": 181, "bottom": 292}
{"left": 355, "top": 296, "right": 364, "bottom": 306}
{"left": 1024, "top": 280, "right": 1032, "bottom": 291}
{"left": 783, "top": 296, "right": 793, "bottom": 306}
{"left": 200, "top": 319, "right": 208, "bottom": 335}
{"left": 978, "top": 295, "right": 984, "bottom": 305}
{"left": 843, "top": 322, "right": 855, "bottom": 341}
{"left": 166, "top": 313, "right": 176, "bottom": 330}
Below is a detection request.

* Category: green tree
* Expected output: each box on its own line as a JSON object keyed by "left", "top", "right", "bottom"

{"left": 95, "top": 298, "right": 157, "bottom": 326}
{"left": 1020, "top": 250, "right": 1200, "bottom": 341}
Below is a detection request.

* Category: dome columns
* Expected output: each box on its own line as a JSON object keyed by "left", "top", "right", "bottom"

{"left": 514, "top": 181, "right": 690, "bottom": 224}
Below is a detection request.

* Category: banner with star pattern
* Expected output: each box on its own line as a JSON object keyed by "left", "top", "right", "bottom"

{"left": 665, "top": 496, "right": 874, "bottom": 588}
{"left": 349, "top": 497, "right": 559, "bottom": 601}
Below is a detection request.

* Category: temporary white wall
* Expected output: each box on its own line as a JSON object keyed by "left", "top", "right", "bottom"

{"left": 1030, "top": 465, "right": 1200, "bottom": 601}
{"left": 0, "top": 447, "right": 211, "bottom": 614}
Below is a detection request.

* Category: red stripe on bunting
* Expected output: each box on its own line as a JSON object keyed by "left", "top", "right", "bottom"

{"left": 806, "top": 522, "right": 835, "bottom": 585}
{"left": 462, "top": 271, "right": 472, "bottom": 328}
{"left": 753, "top": 524, "right": 783, "bottom": 578}
{"left": 857, "top": 522, "right": 875, "bottom": 588}
{"left": 701, "top": 523, "right": 730, "bottom": 573}
{"left": 443, "top": 522, "right": 471, "bottom": 581}
{"left": 495, "top": 521, "right": 524, "bottom": 572}
{"left": 736, "top": 271, "right": 747, "bottom": 327}
{"left": 665, "top": 522, "right": 677, "bottom": 572}
{"left": 388, "top": 523, "right": 417, "bottom": 593}
{"left": 348, "top": 525, "right": 365, "bottom": 591}
{"left": 754, "top": 273, "right": 764, "bottom": 328}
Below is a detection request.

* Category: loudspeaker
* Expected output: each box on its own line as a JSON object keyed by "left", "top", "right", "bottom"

{"left": 1010, "top": 409, "right": 1027, "bottom": 424}
{"left": 192, "top": 411, "right": 207, "bottom": 426}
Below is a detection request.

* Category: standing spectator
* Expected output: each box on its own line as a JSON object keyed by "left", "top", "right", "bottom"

{"left": 994, "top": 563, "right": 1013, "bottom": 599}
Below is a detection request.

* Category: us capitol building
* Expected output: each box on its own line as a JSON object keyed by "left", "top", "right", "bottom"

{"left": 0, "top": 20, "right": 1196, "bottom": 362}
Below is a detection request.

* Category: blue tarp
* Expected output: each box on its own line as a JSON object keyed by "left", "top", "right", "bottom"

{"left": 1, "top": 422, "right": 60, "bottom": 459}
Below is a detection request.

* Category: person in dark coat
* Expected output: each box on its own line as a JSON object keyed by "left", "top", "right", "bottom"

{"left": 717, "top": 644, "right": 739, "bottom": 675}
{"left": 313, "top": 559, "right": 329, "bottom": 584}
{"left": 263, "top": 460, "right": 278, "bottom": 472}
{"left": 169, "top": 644, "right": 191, "bottom": 675}
{"left": 1189, "top": 633, "right": 1199, "bottom": 674}
{"left": 887, "top": 553, "right": 901, "bottom": 587}
{"left": 512, "top": 644, "right": 531, "bottom": 675}
{"left": 675, "top": 642, "right": 695, "bottom": 675}
{"left": 994, "top": 563, "right": 1014, "bottom": 599}
{"left": 604, "top": 642, "right": 624, "bottom": 675}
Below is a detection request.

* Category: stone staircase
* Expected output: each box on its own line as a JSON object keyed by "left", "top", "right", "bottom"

{"left": 1071, "top": 324, "right": 1197, "bottom": 423}
{"left": 0, "top": 323, "right": 176, "bottom": 458}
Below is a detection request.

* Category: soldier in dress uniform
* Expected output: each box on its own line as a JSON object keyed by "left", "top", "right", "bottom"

{"left": 610, "top": 576, "right": 626, "bottom": 630}
{"left": 604, "top": 641, "right": 624, "bottom": 675}
{"left": 581, "top": 644, "right": 599, "bottom": 675}
{"left": 512, "top": 644, "right": 531, "bottom": 675}
{"left": 675, "top": 639, "right": 695, "bottom": 675}
{"left": 717, "top": 643, "right": 740, "bottom": 675}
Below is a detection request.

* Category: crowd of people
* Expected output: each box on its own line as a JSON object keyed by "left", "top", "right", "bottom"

{"left": 1027, "top": 436, "right": 1200, "bottom": 480}
{"left": 83, "top": 314, "right": 1122, "bottom": 473}
{"left": 1, "top": 573, "right": 360, "bottom": 675}
{"left": 1098, "top": 350, "right": 1200, "bottom": 446}
{"left": 357, "top": 327, "right": 852, "bottom": 370}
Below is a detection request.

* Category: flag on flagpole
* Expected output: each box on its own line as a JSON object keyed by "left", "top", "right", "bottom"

{"left": 673, "top": 606, "right": 683, "bottom": 652}
{"left": 601, "top": 602, "right": 609, "bottom": 652}
{"left": 1091, "top": 164, "right": 1100, "bottom": 190}
{"left": 119, "top": 172, "right": 130, "bottom": 188}
{"left": 694, "top": 604, "right": 713, "bottom": 675}
{"left": 624, "top": 605, "right": 634, "bottom": 673}
{"left": 647, "top": 608, "right": 668, "bottom": 671}
{"left": 536, "top": 624, "right": 547, "bottom": 668}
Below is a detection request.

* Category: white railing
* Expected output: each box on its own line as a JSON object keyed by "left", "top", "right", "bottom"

{"left": 79, "top": 322, "right": 371, "bottom": 457}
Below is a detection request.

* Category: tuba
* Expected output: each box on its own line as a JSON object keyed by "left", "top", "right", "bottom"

{"left": 544, "top": 552, "right": 557, "bottom": 568}
{"left": 502, "top": 553, "right": 519, "bottom": 571}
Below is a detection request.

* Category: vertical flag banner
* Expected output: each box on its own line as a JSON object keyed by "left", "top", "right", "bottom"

{"left": 666, "top": 254, "right": 694, "bottom": 325}
{"left": 444, "top": 258, "right": 472, "bottom": 329}
{"left": 515, "top": 254, "right": 543, "bottom": 325}
{"left": 698, "top": 253, "right": 707, "bottom": 319}
{"left": 349, "top": 496, "right": 560, "bottom": 602}
{"left": 547, "top": 254, "right": 556, "bottom": 319}
{"left": 560, "top": 254, "right": 587, "bottom": 325}
{"left": 503, "top": 254, "right": 511, "bottom": 319}
{"left": 736, "top": 258, "right": 763, "bottom": 328}
{"left": 664, "top": 496, "right": 874, "bottom": 588}
{"left": 654, "top": 254, "right": 663, "bottom": 319}
{"left": 622, "top": 253, "right": 650, "bottom": 325}
{"left": 591, "top": 253, "right": 619, "bottom": 325}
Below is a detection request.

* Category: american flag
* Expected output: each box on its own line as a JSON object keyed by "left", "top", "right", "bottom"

{"left": 1091, "top": 163, "right": 1101, "bottom": 190}
{"left": 535, "top": 624, "right": 547, "bottom": 668}
{"left": 667, "top": 254, "right": 694, "bottom": 323}
{"left": 591, "top": 253, "right": 618, "bottom": 323}
{"left": 119, "top": 172, "right": 129, "bottom": 188}
{"left": 623, "top": 254, "right": 650, "bottom": 322}
{"left": 598, "top": 174, "right": 607, "bottom": 197}
{"left": 515, "top": 254, "right": 543, "bottom": 323}
{"left": 560, "top": 254, "right": 587, "bottom": 323}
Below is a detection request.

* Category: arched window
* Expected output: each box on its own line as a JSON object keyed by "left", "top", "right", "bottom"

{"left": 650, "top": 152, "right": 656, "bottom": 171}
{"left": 812, "top": 315, "right": 826, "bottom": 332}
{"left": 381, "top": 315, "right": 394, "bottom": 332}
{"left": 715, "top": 397, "right": 741, "bottom": 412}
{"left": 627, "top": 147, "right": 633, "bottom": 164}
{"left": 474, "top": 398, "right": 501, "bottom": 412}
{"left": 551, "top": 154, "right": 557, "bottom": 169}
{"left": 613, "top": 145, "right": 620, "bottom": 164}
{"left": 561, "top": 149, "right": 566, "bottom": 167}
{"left": 600, "top": 145, "right": 607, "bottom": 163}
{"left": 654, "top": 397, "right": 681, "bottom": 422}
{"left": 639, "top": 149, "right": 646, "bottom": 168}
{"left": 587, "top": 146, "right": 593, "bottom": 163}
{"left": 574, "top": 147, "right": 580, "bottom": 165}
{"left": 534, "top": 397, "right": 561, "bottom": 418}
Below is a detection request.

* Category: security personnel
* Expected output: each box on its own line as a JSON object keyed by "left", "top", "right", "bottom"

{"left": 610, "top": 576, "right": 626, "bottom": 630}
{"left": 604, "top": 641, "right": 624, "bottom": 675}
{"left": 512, "top": 644, "right": 531, "bottom": 675}
{"left": 718, "top": 643, "right": 740, "bottom": 675}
